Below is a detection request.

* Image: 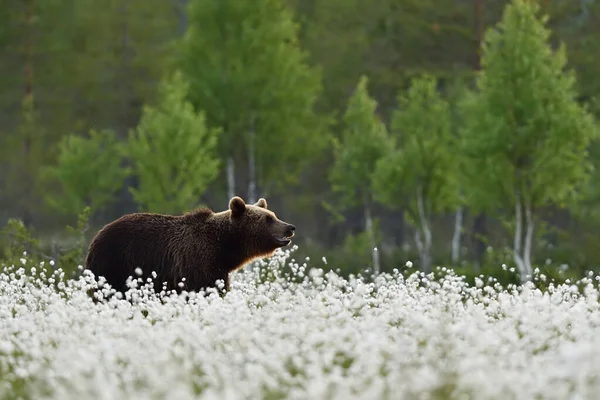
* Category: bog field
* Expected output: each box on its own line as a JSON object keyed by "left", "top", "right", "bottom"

{"left": 0, "top": 246, "right": 599, "bottom": 400}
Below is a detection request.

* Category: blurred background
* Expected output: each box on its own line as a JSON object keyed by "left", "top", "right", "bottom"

{"left": 1, "top": 0, "right": 599, "bottom": 284}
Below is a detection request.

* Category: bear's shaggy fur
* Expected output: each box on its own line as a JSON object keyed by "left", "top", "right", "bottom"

{"left": 84, "top": 196, "right": 295, "bottom": 298}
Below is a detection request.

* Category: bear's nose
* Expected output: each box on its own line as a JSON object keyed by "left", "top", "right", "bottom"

{"left": 289, "top": 224, "right": 296, "bottom": 232}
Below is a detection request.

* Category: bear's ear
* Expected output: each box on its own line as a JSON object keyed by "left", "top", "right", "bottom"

{"left": 254, "top": 198, "right": 268, "bottom": 209}
{"left": 229, "top": 196, "right": 246, "bottom": 217}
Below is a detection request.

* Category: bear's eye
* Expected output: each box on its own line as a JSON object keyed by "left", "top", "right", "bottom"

{"left": 266, "top": 215, "right": 274, "bottom": 223}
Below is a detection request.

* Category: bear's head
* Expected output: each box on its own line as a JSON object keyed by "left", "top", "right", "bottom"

{"left": 228, "top": 196, "right": 295, "bottom": 255}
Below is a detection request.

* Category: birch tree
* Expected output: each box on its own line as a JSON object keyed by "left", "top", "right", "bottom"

{"left": 446, "top": 78, "right": 471, "bottom": 266}
{"left": 126, "top": 71, "right": 221, "bottom": 214}
{"left": 40, "top": 129, "right": 130, "bottom": 217}
{"left": 179, "top": 0, "right": 325, "bottom": 202}
{"left": 330, "top": 75, "right": 392, "bottom": 275}
{"left": 459, "top": 0, "right": 597, "bottom": 281}
{"left": 373, "top": 75, "right": 457, "bottom": 273}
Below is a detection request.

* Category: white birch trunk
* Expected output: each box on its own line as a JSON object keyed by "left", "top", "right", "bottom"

{"left": 451, "top": 206, "right": 463, "bottom": 265}
{"left": 524, "top": 196, "right": 534, "bottom": 278}
{"left": 513, "top": 193, "right": 528, "bottom": 281}
{"left": 247, "top": 117, "right": 257, "bottom": 204}
{"left": 227, "top": 157, "right": 235, "bottom": 200}
{"left": 414, "top": 228, "right": 424, "bottom": 267}
{"left": 416, "top": 185, "right": 432, "bottom": 273}
{"left": 364, "top": 205, "right": 380, "bottom": 275}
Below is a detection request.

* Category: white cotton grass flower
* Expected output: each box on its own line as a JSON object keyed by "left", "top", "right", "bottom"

{"left": 1, "top": 248, "right": 600, "bottom": 399}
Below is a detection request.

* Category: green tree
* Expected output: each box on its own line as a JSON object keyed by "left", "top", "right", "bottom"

{"left": 0, "top": 0, "right": 81, "bottom": 137}
{"left": 303, "top": 0, "right": 482, "bottom": 117}
{"left": 459, "top": 0, "right": 597, "bottom": 281}
{"left": 299, "top": 0, "right": 493, "bottom": 257}
{"left": 539, "top": 0, "right": 600, "bottom": 113}
{"left": 330, "top": 75, "right": 392, "bottom": 274}
{"left": 444, "top": 77, "right": 472, "bottom": 266}
{"left": 179, "top": 0, "right": 327, "bottom": 203}
{"left": 69, "top": 0, "right": 180, "bottom": 135}
{"left": 0, "top": 0, "right": 79, "bottom": 226}
{"left": 126, "top": 71, "right": 221, "bottom": 214}
{"left": 0, "top": 0, "right": 181, "bottom": 226}
{"left": 373, "top": 74, "right": 457, "bottom": 273}
{"left": 40, "top": 128, "right": 130, "bottom": 216}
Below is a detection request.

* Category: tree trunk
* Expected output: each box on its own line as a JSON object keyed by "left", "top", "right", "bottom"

{"left": 451, "top": 206, "right": 463, "bottom": 265}
{"left": 471, "top": 213, "right": 486, "bottom": 272}
{"left": 113, "top": 0, "right": 140, "bottom": 215}
{"left": 24, "top": 0, "right": 33, "bottom": 102}
{"left": 512, "top": 190, "right": 535, "bottom": 282}
{"left": 513, "top": 193, "right": 528, "bottom": 282}
{"left": 414, "top": 229, "right": 424, "bottom": 271}
{"left": 473, "top": 0, "right": 484, "bottom": 71}
{"left": 20, "top": 0, "right": 34, "bottom": 227}
{"left": 364, "top": 204, "right": 380, "bottom": 275}
{"left": 176, "top": 0, "right": 188, "bottom": 35}
{"left": 247, "top": 117, "right": 257, "bottom": 204}
{"left": 227, "top": 157, "right": 235, "bottom": 200}
{"left": 470, "top": 0, "right": 485, "bottom": 273}
{"left": 416, "top": 185, "right": 432, "bottom": 273}
{"left": 524, "top": 196, "right": 534, "bottom": 278}
{"left": 118, "top": 0, "right": 130, "bottom": 133}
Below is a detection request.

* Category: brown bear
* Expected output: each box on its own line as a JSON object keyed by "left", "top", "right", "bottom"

{"left": 84, "top": 196, "right": 295, "bottom": 299}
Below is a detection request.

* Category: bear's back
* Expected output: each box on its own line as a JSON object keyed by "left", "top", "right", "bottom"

{"left": 85, "top": 213, "right": 188, "bottom": 294}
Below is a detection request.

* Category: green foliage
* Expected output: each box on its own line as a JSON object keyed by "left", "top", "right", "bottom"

{"left": 2, "top": 0, "right": 600, "bottom": 279}
{"left": 55, "top": 206, "right": 92, "bottom": 274}
{"left": 459, "top": 0, "right": 598, "bottom": 214}
{"left": 40, "top": 129, "right": 130, "bottom": 216}
{"left": 0, "top": 207, "right": 92, "bottom": 278}
{"left": 303, "top": 0, "right": 482, "bottom": 117}
{"left": 0, "top": 0, "right": 181, "bottom": 226}
{"left": 373, "top": 74, "right": 457, "bottom": 218}
{"left": 67, "top": 0, "right": 180, "bottom": 132}
{"left": 0, "top": 219, "right": 42, "bottom": 271}
{"left": 293, "top": 226, "right": 386, "bottom": 278}
{"left": 179, "top": 0, "right": 328, "bottom": 193}
{"left": 0, "top": 0, "right": 81, "bottom": 141}
{"left": 571, "top": 138, "right": 600, "bottom": 223}
{"left": 336, "top": 226, "right": 383, "bottom": 276}
{"left": 330, "top": 75, "right": 391, "bottom": 210}
{"left": 126, "top": 71, "right": 222, "bottom": 214}
{"left": 2, "top": 96, "right": 48, "bottom": 223}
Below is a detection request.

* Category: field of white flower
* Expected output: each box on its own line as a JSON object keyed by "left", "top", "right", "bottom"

{"left": 1, "top": 246, "right": 600, "bottom": 400}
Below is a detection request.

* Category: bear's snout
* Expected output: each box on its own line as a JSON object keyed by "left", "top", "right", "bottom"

{"left": 270, "top": 222, "right": 296, "bottom": 248}
{"left": 286, "top": 224, "right": 296, "bottom": 237}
